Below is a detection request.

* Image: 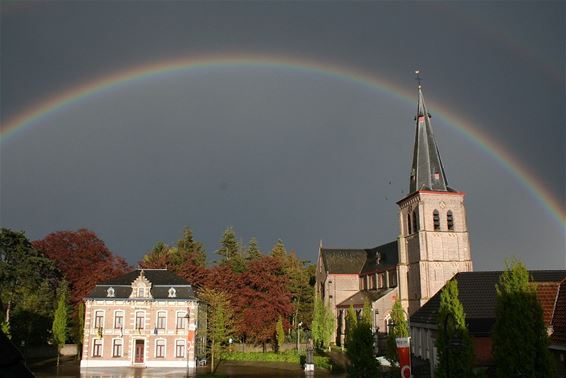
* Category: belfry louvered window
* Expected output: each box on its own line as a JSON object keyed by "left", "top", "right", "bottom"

{"left": 433, "top": 210, "right": 440, "bottom": 231}
{"left": 447, "top": 211, "right": 454, "bottom": 231}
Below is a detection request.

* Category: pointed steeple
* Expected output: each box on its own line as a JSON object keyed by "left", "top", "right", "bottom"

{"left": 409, "top": 75, "right": 450, "bottom": 193}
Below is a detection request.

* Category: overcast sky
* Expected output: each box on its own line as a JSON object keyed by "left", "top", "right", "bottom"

{"left": 1, "top": 1, "right": 564, "bottom": 271}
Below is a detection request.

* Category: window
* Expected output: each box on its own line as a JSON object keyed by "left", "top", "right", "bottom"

{"left": 378, "top": 273, "right": 384, "bottom": 289}
{"left": 107, "top": 287, "right": 115, "bottom": 297}
{"left": 447, "top": 210, "right": 454, "bottom": 231}
{"left": 168, "top": 287, "right": 177, "bottom": 298}
{"left": 371, "top": 274, "right": 377, "bottom": 290}
{"left": 135, "top": 311, "right": 145, "bottom": 330}
{"left": 176, "top": 312, "right": 186, "bottom": 330}
{"left": 94, "top": 310, "right": 104, "bottom": 328}
{"left": 175, "top": 340, "right": 185, "bottom": 358}
{"left": 389, "top": 270, "right": 397, "bottom": 287}
{"left": 93, "top": 339, "right": 103, "bottom": 357}
{"left": 156, "top": 339, "right": 166, "bottom": 358}
{"left": 138, "top": 287, "right": 146, "bottom": 297}
{"left": 414, "top": 209, "right": 419, "bottom": 231}
{"left": 114, "top": 311, "right": 124, "bottom": 329}
{"left": 157, "top": 311, "right": 167, "bottom": 329}
{"left": 433, "top": 210, "right": 440, "bottom": 231}
{"left": 407, "top": 213, "right": 412, "bottom": 234}
{"left": 112, "top": 339, "right": 122, "bottom": 357}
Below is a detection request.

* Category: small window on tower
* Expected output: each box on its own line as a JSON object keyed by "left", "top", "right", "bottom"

{"left": 407, "top": 213, "right": 412, "bottom": 234}
{"left": 447, "top": 211, "right": 454, "bottom": 231}
{"left": 433, "top": 210, "right": 440, "bottom": 231}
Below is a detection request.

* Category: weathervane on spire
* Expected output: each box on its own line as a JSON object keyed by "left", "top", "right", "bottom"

{"left": 415, "top": 69, "right": 422, "bottom": 89}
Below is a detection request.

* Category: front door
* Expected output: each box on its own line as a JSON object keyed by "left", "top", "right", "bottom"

{"left": 134, "top": 340, "right": 144, "bottom": 363}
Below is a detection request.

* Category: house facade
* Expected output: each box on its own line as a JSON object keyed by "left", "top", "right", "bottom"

{"left": 80, "top": 269, "right": 201, "bottom": 370}
{"left": 315, "top": 82, "right": 473, "bottom": 344}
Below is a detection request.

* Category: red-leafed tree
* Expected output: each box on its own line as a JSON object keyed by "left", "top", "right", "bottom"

{"left": 231, "top": 256, "right": 293, "bottom": 347}
{"left": 33, "top": 229, "right": 130, "bottom": 306}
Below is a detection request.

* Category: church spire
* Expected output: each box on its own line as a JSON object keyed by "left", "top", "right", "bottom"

{"left": 409, "top": 72, "right": 450, "bottom": 193}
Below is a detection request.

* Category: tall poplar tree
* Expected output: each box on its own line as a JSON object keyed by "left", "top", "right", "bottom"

{"left": 52, "top": 281, "right": 70, "bottom": 366}
{"left": 435, "top": 279, "right": 474, "bottom": 378}
{"left": 492, "top": 260, "right": 554, "bottom": 377}
{"left": 385, "top": 299, "right": 409, "bottom": 365}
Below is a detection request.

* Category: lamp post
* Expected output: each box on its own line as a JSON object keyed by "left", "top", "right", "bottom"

{"left": 297, "top": 322, "right": 303, "bottom": 352}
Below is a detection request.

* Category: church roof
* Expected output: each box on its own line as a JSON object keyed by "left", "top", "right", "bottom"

{"left": 320, "top": 241, "right": 398, "bottom": 275}
{"left": 360, "top": 241, "right": 399, "bottom": 274}
{"left": 86, "top": 269, "right": 197, "bottom": 300}
{"left": 337, "top": 288, "right": 396, "bottom": 308}
{"left": 320, "top": 249, "right": 367, "bottom": 274}
{"left": 410, "top": 270, "right": 566, "bottom": 336}
{"left": 409, "top": 84, "right": 453, "bottom": 194}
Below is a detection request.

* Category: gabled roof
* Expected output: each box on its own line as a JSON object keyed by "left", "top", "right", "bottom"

{"left": 337, "top": 288, "right": 396, "bottom": 308}
{"left": 409, "top": 85, "right": 453, "bottom": 194}
{"left": 86, "top": 269, "right": 197, "bottom": 300}
{"left": 410, "top": 270, "right": 566, "bottom": 336}
{"left": 320, "top": 240, "right": 398, "bottom": 275}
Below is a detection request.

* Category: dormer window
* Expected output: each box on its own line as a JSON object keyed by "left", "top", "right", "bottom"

{"left": 130, "top": 270, "right": 153, "bottom": 299}
{"left": 168, "top": 287, "right": 177, "bottom": 298}
{"left": 107, "top": 287, "right": 115, "bottom": 297}
{"left": 138, "top": 287, "right": 146, "bottom": 297}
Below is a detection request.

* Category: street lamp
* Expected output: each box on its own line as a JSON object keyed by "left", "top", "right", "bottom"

{"left": 296, "top": 322, "right": 303, "bottom": 352}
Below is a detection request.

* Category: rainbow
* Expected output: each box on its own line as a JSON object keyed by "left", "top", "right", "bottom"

{"left": 1, "top": 53, "right": 564, "bottom": 228}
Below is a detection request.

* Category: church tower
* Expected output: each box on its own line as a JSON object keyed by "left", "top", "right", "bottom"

{"left": 397, "top": 77, "right": 473, "bottom": 315}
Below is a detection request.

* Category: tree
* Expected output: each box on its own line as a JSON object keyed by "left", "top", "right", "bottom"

{"left": 198, "top": 287, "right": 235, "bottom": 372}
{"left": 216, "top": 227, "right": 246, "bottom": 273}
{"left": 76, "top": 302, "right": 85, "bottom": 359}
{"left": 232, "top": 256, "right": 293, "bottom": 348}
{"left": 435, "top": 280, "right": 474, "bottom": 378}
{"left": 1, "top": 228, "right": 59, "bottom": 346}
{"left": 311, "top": 297, "right": 335, "bottom": 350}
{"left": 140, "top": 228, "right": 208, "bottom": 288}
{"left": 33, "top": 229, "right": 129, "bottom": 306}
{"left": 346, "top": 312, "right": 380, "bottom": 377}
{"left": 492, "top": 259, "right": 555, "bottom": 377}
{"left": 345, "top": 305, "right": 358, "bottom": 348}
{"left": 246, "top": 237, "right": 262, "bottom": 260}
{"left": 52, "top": 281, "right": 70, "bottom": 366}
{"left": 276, "top": 316, "right": 285, "bottom": 352}
{"left": 270, "top": 239, "right": 287, "bottom": 260}
{"left": 385, "top": 299, "right": 409, "bottom": 365}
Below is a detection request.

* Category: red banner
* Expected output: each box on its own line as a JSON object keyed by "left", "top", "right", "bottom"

{"left": 396, "top": 337, "right": 411, "bottom": 378}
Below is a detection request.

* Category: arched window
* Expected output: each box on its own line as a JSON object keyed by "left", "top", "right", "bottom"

{"left": 168, "top": 287, "right": 177, "bottom": 298}
{"left": 412, "top": 210, "right": 418, "bottom": 232}
{"left": 407, "top": 213, "right": 412, "bottom": 234}
{"left": 447, "top": 210, "right": 454, "bottom": 231}
{"left": 107, "top": 287, "right": 115, "bottom": 297}
{"left": 433, "top": 210, "right": 440, "bottom": 231}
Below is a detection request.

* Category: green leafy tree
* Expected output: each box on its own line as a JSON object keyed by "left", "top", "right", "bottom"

{"left": 345, "top": 305, "right": 358, "bottom": 348}
{"left": 176, "top": 227, "right": 206, "bottom": 267}
{"left": 52, "top": 280, "right": 70, "bottom": 366}
{"left": 435, "top": 279, "right": 474, "bottom": 378}
{"left": 311, "top": 297, "right": 335, "bottom": 349}
{"left": 492, "top": 259, "right": 555, "bottom": 377}
{"left": 276, "top": 316, "right": 285, "bottom": 352}
{"left": 76, "top": 302, "right": 85, "bottom": 359}
{"left": 246, "top": 237, "right": 262, "bottom": 260}
{"left": 199, "top": 287, "right": 235, "bottom": 371}
{"left": 385, "top": 299, "right": 409, "bottom": 365}
{"left": 362, "top": 299, "right": 372, "bottom": 325}
{"left": 346, "top": 314, "right": 380, "bottom": 377}
{"left": 1, "top": 229, "right": 59, "bottom": 346}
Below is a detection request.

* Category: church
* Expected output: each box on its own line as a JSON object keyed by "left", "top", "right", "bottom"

{"left": 315, "top": 81, "right": 473, "bottom": 346}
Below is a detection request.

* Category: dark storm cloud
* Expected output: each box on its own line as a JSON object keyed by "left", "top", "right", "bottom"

{"left": 1, "top": 1, "right": 564, "bottom": 269}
